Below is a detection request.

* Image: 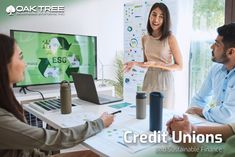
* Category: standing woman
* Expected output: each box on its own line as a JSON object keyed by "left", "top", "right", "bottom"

{"left": 124, "top": 2, "right": 183, "bottom": 109}
{"left": 0, "top": 34, "right": 114, "bottom": 157}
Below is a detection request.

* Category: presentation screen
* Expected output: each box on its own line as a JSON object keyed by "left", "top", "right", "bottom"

{"left": 11, "top": 30, "right": 97, "bottom": 87}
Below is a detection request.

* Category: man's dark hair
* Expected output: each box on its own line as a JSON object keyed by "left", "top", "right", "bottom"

{"left": 147, "top": 2, "right": 171, "bottom": 40}
{"left": 217, "top": 23, "right": 235, "bottom": 51}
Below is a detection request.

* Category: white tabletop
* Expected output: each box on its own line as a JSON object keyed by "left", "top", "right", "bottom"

{"left": 23, "top": 98, "right": 218, "bottom": 157}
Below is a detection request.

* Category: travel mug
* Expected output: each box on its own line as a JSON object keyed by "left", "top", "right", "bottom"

{"left": 136, "top": 91, "right": 147, "bottom": 119}
{"left": 149, "top": 92, "right": 163, "bottom": 131}
{"left": 60, "top": 80, "right": 72, "bottom": 114}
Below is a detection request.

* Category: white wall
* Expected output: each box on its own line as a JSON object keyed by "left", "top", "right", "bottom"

{"left": 0, "top": 0, "right": 127, "bottom": 80}
{"left": 1, "top": 0, "right": 191, "bottom": 111}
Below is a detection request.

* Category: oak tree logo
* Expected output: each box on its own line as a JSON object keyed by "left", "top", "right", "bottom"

{"left": 6, "top": 5, "right": 16, "bottom": 16}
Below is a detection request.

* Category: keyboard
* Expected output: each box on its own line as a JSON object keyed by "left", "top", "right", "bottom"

{"left": 99, "top": 97, "right": 110, "bottom": 102}
{"left": 29, "top": 98, "right": 76, "bottom": 114}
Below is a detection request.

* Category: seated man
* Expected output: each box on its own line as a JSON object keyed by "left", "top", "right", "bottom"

{"left": 167, "top": 114, "right": 235, "bottom": 141}
{"left": 187, "top": 23, "right": 235, "bottom": 124}
{"left": 167, "top": 114, "right": 235, "bottom": 157}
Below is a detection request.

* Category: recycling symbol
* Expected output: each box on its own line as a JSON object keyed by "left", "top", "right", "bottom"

{"left": 38, "top": 37, "right": 81, "bottom": 78}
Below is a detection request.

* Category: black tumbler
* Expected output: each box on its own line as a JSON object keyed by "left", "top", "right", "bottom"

{"left": 149, "top": 92, "right": 163, "bottom": 132}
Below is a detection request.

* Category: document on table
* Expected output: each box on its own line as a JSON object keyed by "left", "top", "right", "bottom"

{"left": 96, "top": 125, "right": 157, "bottom": 153}
{"left": 47, "top": 112, "right": 97, "bottom": 128}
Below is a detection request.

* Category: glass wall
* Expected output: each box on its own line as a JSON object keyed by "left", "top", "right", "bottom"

{"left": 189, "top": 0, "right": 225, "bottom": 101}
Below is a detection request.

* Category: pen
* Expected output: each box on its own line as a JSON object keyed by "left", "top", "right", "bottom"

{"left": 111, "top": 110, "right": 122, "bottom": 115}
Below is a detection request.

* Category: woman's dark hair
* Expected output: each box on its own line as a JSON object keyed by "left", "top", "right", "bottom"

{"left": 0, "top": 34, "right": 25, "bottom": 122}
{"left": 217, "top": 23, "right": 235, "bottom": 51}
{"left": 147, "top": 2, "right": 171, "bottom": 40}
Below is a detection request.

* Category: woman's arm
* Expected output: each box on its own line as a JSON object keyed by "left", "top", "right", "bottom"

{"left": 0, "top": 109, "right": 113, "bottom": 150}
{"left": 138, "top": 35, "right": 183, "bottom": 71}
{"left": 165, "top": 34, "right": 183, "bottom": 70}
{"left": 123, "top": 61, "right": 145, "bottom": 72}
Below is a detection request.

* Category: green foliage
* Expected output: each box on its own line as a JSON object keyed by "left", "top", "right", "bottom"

{"left": 193, "top": 0, "right": 225, "bottom": 30}
{"left": 105, "top": 54, "right": 124, "bottom": 98}
{"left": 190, "top": 0, "right": 225, "bottom": 99}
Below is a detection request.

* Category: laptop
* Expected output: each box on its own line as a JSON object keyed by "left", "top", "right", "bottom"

{"left": 72, "top": 73, "right": 123, "bottom": 104}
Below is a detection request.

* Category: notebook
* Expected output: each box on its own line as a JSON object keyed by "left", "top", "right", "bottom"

{"left": 72, "top": 73, "right": 123, "bottom": 104}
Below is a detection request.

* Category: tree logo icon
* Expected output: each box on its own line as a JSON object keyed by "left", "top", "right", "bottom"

{"left": 6, "top": 5, "right": 16, "bottom": 16}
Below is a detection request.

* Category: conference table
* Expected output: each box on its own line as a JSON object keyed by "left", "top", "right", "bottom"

{"left": 23, "top": 98, "right": 220, "bottom": 157}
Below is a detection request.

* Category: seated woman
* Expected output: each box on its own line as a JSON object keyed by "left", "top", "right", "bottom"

{"left": 0, "top": 34, "right": 114, "bottom": 157}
